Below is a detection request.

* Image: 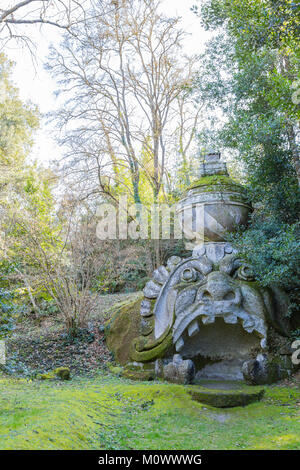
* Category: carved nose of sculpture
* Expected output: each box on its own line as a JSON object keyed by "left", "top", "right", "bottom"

{"left": 197, "top": 272, "right": 241, "bottom": 304}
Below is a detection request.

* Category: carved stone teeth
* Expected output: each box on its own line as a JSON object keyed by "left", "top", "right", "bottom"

{"left": 153, "top": 265, "right": 169, "bottom": 284}
{"left": 243, "top": 318, "right": 254, "bottom": 326}
{"left": 167, "top": 256, "right": 181, "bottom": 271}
{"left": 188, "top": 320, "right": 199, "bottom": 337}
{"left": 224, "top": 314, "right": 237, "bottom": 324}
{"left": 201, "top": 315, "right": 215, "bottom": 324}
{"left": 244, "top": 325, "right": 255, "bottom": 333}
{"left": 175, "top": 337, "right": 184, "bottom": 352}
{"left": 243, "top": 318, "right": 255, "bottom": 333}
{"left": 260, "top": 338, "right": 267, "bottom": 349}
{"left": 143, "top": 280, "right": 161, "bottom": 299}
{"left": 140, "top": 299, "right": 152, "bottom": 317}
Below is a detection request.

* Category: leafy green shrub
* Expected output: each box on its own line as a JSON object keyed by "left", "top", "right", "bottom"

{"left": 230, "top": 219, "right": 300, "bottom": 319}
{"left": 38, "top": 299, "right": 60, "bottom": 317}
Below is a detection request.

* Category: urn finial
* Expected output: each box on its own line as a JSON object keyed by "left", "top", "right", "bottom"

{"left": 199, "top": 150, "right": 228, "bottom": 177}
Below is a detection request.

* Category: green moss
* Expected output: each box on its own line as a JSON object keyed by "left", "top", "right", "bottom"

{"left": 105, "top": 292, "right": 173, "bottom": 366}
{"left": 140, "top": 316, "right": 154, "bottom": 336}
{"left": 121, "top": 362, "right": 156, "bottom": 381}
{"left": 38, "top": 367, "right": 70, "bottom": 381}
{"left": 38, "top": 371, "right": 56, "bottom": 381}
{"left": 105, "top": 292, "right": 174, "bottom": 364}
{"left": 0, "top": 374, "right": 299, "bottom": 450}
{"left": 122, "top": 369, "right": 155, "bottom": 381}
{"left": 105, "top": 293, "right": 144, "bottom": 365}
{"left": 240, "top": 280, "right": 261, "bottom": 290}
{"left": 187, "top": 385, "right": 265, "bottom": 408}
{"left": 131, "top": 329, "right": 173, "bottom": 363}
{"left": 54, "top": 367, "right": 70, "bottom": 380}
{"left": 108, "top": 365, "right": 123, "bottom": 376}
{"left": 188, "top": 174, "right": 246, "bottom": 192}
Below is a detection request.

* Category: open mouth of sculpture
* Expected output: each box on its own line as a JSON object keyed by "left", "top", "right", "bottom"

{"left": 172, "top": 303, "right": 265, "bottom": 381}
{"left": 173, "top": 303, "right": 266, "bottom": 352}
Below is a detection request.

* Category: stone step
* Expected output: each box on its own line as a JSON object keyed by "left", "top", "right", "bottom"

{"left": 186, "top": 381, "right": 264, "bottom": 408}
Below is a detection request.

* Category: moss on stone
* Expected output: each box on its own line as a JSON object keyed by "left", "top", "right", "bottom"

{"left": 140, "top": 316, "right": 154, "bottom": 336}
{"left": 38, "top": 371, "right": 56, "bottom": 381}
{"left": 240, "top": 280, "right": 261, "bottom": 290}
{"left": 187, "top": 174, "right": 246, "bottom": 192}
{"left": 54, "top": 367, "right": 71, "bottom": 380}
{"left": 108, "top": 362, "right": 156, "bottom": 380}
{"left": 105, "top": 289, "right": 174, "bottom": 365}
{"left": 187, "top": 385, "right": 265, "bottom": 408}
{"left": 130, "top": 329, "right": 173, "bottom": 363}
{"left": 105, "top": 293, "right": 144, "bottom": 365}
{"left": 108, "top": 365, "right": 123, "bottom": 376}
{"left": 122, "top": 369, "right": 155, "bottom": 381}
{"left": 38, "top": 367, "right": 70, "bottom": 381}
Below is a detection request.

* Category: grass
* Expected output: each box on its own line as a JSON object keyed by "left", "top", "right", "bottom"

{"left": 0, "top": 371, "right": 299, "bottom": 450}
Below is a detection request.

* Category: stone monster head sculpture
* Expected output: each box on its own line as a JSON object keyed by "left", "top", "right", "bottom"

{"left": 131, "top": 242, "right": 291, "bottom": 384}
{"left": 127, "top": 153, "right": 294, "bottom": 385}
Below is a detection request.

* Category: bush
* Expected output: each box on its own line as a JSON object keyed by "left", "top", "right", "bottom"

{"left": 230, "top": 218, "right": 300, "bottom": 318}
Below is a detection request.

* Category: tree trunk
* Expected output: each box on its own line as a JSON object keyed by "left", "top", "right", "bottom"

{"left": 153, "top": 192, "right": 161, "bottom": 268}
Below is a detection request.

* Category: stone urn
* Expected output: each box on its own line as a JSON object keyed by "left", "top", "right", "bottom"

{"left": 176, "top": 152, "right": 251, "bottom": 247}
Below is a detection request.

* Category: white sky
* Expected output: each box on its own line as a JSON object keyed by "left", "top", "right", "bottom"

{"left": 4, "top": 0, "right": 210, "bottom": 165}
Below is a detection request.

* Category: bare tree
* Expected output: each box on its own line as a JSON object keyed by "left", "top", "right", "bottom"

{"left": 49, "top": 0, "right": 199, "bottom": 206}
{"left": 0, "top": 0, "right": 90, "bottom": 50}
{"left": 2, "top": 189, "right": 107, "bottom": 335}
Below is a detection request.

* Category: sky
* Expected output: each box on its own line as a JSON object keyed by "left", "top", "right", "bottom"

{"left": 5, "top": 0, "right": 210, "bottom": 165}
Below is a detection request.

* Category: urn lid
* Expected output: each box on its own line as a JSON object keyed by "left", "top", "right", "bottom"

{"left": 186, "top": 151, "right": 249, "bottom": 203}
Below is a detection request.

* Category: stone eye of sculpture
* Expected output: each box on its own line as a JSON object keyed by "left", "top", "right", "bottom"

{"left": 106, "top": 152, "right": 298, "bottom": 386}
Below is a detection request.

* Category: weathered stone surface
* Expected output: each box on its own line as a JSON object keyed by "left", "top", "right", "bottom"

{"left": 121, "top": 362, "right": 155, "bottom": 381}
{"left": 262, "top": 286, "right": 291, "bottom": 336}
{"left": 163, "top": 354, "right": 195, "bottom": 384}
{"left": 188, "top": 320, "right": 200, "bottom": 337}
{"left": 125, "top": 244, "right": 290, "bottom": 383}
{"left": 38, "top": 367, "right": 71, "bottom": 381}
{"left": 172, "top": 268, "right": 268, "bottom": 350}
{"left": 242, "top": 354, "right": 290, "bottom": 385}
{"left": 167, "top": 256, "right": 181, "bottom": 271}
{"left": 143, "top": 280, "right": 161, "bottom": 299}
{"left": 153, "top": 265, "right": 169, "bottom": 284}
{"left": 195, "top": 360, "right": 245, "bottom": 381}
{"left": 122, "top": 369, "right": 155, "bottom": 381}
{"left": 140, "top": 317, "right": 154, "bottom": 336}
{"left": 105, "top": 294, "right": 143, "bottom": 365}
{"left": 130, "top": 328, "right": 173, "bottom": 363}
{"left": 187, "top": 383, "right": 264, "bottom": 408}
{"left": 140, "top": 299, "right": 152, "bottom": 317}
